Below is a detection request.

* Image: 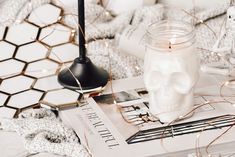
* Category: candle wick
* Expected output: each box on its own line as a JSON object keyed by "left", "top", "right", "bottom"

{"left": 169, "top": 42, "right": 172, "bottom": 49}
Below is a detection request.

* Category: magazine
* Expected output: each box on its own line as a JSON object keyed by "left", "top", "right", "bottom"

{"left": 60, "top": 74, "right": 235, "bottom": 157}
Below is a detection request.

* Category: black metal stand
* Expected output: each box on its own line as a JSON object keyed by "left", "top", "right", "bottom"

{"left": 58, "top": 0, "right": 109, "bottom": 90}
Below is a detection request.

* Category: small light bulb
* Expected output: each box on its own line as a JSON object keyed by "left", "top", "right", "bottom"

{"left": 105, "top": 42, "right": 109, "bottom": 48}
{"left": 135, "top": 66, "right": 140, "bottom": 70}
{"left": 196, "top": 134, "right": 200, "bottom": 138}
{"left": 15, "top": 20, "right": 22, "bottom": 24}
{"left": 28, "top": 1, "right": 32, "bottom": 7}
{"left": 205, "top": 100, "right": 210, "bottom": 104}
{"left": 105, "top": 11, "right": 110, "bottom": 16}
{"left": 179, "top": 115, "right": 184, "bottom": 119}
{"left": 57, "top": 16, "right": 62, "bottom": 21}
{"left": 199, "top": 20, "right": 203, "bottom": 23}
{"left": 225, "top": 81, "right": 230, "bottom": 86}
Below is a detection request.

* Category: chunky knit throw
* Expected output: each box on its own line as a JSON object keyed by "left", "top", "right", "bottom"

{"left": 0, "top": 109, "right": 91, "bottom": 157}
{"left": 0, "top": 0, "right": 232, "bottom": 78}
{"left": 0, "top": 1, "right": 234, "bottom": 156}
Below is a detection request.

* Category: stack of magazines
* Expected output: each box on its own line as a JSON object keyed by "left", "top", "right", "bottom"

{"left": 60, "top": 74, "right": 235, "bottom": 157}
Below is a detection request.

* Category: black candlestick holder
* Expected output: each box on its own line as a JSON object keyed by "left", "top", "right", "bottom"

{"left": 58, "top": 0, "right": 109, "bottom": 90}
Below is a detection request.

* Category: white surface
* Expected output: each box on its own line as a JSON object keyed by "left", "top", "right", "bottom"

{"left": 34, "top": 75, "right": 63, "bottom": 91}
{"left": 42, "top": 89, "right": 79, "bottom": 105}
{"left": 50, "top": 43, "right": 79, "bottom": 62}
{"left": 0, "top": 76, "right": 34, "bottom": 94}
{"left": 0, "top": 93, "right": 8, "bottom": 106}
{"left": 0, "top": 41, "right": 15, "bottom": 61}
{"left": 28, "top": 4, "right": 61, "bottom": 27}
{"left": 5, "top": 22, "right": 38, "bottom": 45}
{"left": 0, "top": 107, "right": 16, "bottom": 118}
{"left": 25, "top": 59, "right": 59, "bottom": 78}
{"left": 39, "top": 24, "right": 72, "bottom": 46}
{"left": 7, "top": 90, "right": 43, "bottom": 108}
{"left": 16, "top": 42, "right": 48, "bottom": 62}
{"left": 0, "top": 59, "right": 25, "bottom": 79}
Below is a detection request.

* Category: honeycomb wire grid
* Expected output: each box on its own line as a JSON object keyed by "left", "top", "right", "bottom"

{"left": 0, "top": 3, "right": 81, "bottom": 118}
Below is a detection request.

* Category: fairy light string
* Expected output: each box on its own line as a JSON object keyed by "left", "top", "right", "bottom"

{"left": 108, "top": 2, "right": 235, "bottom": 157}
{"left": 1, "top": 0, "right": 235, "bottom": 156}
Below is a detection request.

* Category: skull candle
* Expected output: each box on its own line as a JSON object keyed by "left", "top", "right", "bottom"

{"left": 144, "top": 20, "right": 199, "bottom": 123}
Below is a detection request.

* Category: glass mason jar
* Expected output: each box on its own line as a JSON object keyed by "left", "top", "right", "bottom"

{"left": 143, "top": 20, "right": 199, "bottom": 123}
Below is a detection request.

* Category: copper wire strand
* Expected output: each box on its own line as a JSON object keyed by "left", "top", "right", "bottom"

{"left": 84, "top": 132, "right": 93, "bottom": 157}
{"left": 90, "top": 1, "right": 235, "bottom": 157}
{"left": 1, "top": 0, "right": 235, "bottom": 156}
{"left": 48, "top": 46, "right": 84, "bottom": 96}
{"left": 0, "top": 1, "right": 108, "bottom": 156}
{"left": 180, "top": 8, "right": 218, "bottom": 38}
{"left": 219, "top": 16, "right": 227, "bottom": 38}
{"left": 61, "top": 12, "right": 111, "bottom": 46}
{"left": 105, "top": 33, "right": 138, "bottom": 125}
{"left": 31, "top": 0, "right": 113, "bottom": 43}
{"left": 38, "top": 25, "right": 58, "bottom": 41}
{"left": 194, "top": 115, "right": 235, "bottom": 157}
{"left": 0, "top": 66, "right": 62, "bottom": 78}
{"left": 2, "top": 0, "right": 223, "bottom": 79}
{"left": 106, "top": 39, "right": 118, "bottom": 109}
{"left": 89, "top": 0, "right": 113, "bottom": 24}
{"left": 203, "top": 11, "right": 235, "bottom": 152}
{"left": 158, "top": 77, "right": 235, "bottom": 155}
{"left": 159, "top": 100, "right": 233, "bottom": 154}
{"left": 36, "top": 2, "right": 95, "bottom": 153}
{"left": 56, "top": 0, "right": 113, "bottom": 42}
{"left": 205, "top": 118, "right": 235, "bottom": 156}
{"left": 192, "top": 79, "right": 235, "bottom": 156}
{"left": 220, "top": 79, "right": 235, "bottom": 104}
{"left": 196, "top": 132, "right": 202, "bottom": 157}
{"left": 192, "top": 0, "right": 196, "bottom": 25}
{"left": 194, "top": 116, "right": 233, "bottom": 157}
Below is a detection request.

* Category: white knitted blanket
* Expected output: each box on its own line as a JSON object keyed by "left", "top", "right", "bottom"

{"left": 0, "top": 109, "right": 91, "bottom": 157}
{"left": 0, "top": 1, "right": 233, "bottom": 157}
{"left": 0, "top": 0, "right": 50, "bottom": 26}
{"left": 0, "top": 0, "right": 232, "bottom": 78}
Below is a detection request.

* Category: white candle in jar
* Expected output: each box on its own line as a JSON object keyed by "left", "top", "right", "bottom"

{"left": 144, "top": 20, "right": 199, "bottom": 123}
{"left": 116, "top": 25, "right": 147, "bottom": 59}
{"left": 102, "top": 0, "right": 156, "bottom": 15}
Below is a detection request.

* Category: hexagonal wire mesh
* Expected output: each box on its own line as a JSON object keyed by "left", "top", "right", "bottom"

{"left": 0, "top": 3, "right": 81, "bottom": 118}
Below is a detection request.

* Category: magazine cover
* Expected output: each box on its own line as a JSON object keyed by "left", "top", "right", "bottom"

{"left": 61, "top": 75, "right": 235, "bottom": 157}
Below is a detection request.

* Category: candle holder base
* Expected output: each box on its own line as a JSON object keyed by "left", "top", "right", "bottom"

{"left": 58, "top": 57, "right": 109, "bottom": 91}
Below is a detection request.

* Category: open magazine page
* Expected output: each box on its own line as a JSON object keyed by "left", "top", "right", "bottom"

{"left": 60, "top": 74, "right": 235, "bottom": 157}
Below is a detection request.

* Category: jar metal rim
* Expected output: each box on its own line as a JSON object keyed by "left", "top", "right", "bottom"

{"left": 146, "top": 20, "right": 195, "bottom": 43}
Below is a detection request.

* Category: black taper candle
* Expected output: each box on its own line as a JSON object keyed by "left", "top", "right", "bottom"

{"left": 78, "top": 0, "right": 86, "bottom": 60}
{"left": 57, "top": 0, "right": 109, "bottom": 90}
